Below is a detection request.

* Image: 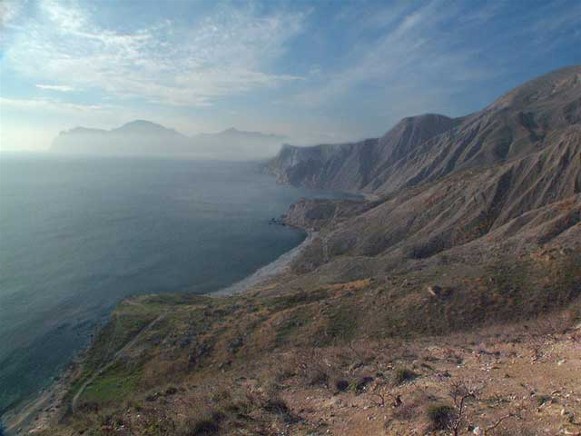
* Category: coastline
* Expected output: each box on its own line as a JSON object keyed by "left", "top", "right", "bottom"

{"left": 2, "top": 225, "right": 317, "bottom": 434}
{"left": 213, "top": 228, "right": 316, "bottom": 296}
{"left": 2, "top": 369, "right": 72, "bottom": 435}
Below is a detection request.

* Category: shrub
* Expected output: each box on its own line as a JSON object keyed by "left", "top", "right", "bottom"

{"left": 307, "top": 367, "right": 329, "bottom": 387}
{"left": 335, "top": 379, "right": 349, "bottom": 392}
{"left": 394, "top": 368, "right": 418, "bottom": 385}
{"left": 188, "top": 411, "right": 225, "bottom": 435}
{"left": 165, "top": 386, "right": 178, "bottom": 396}
{"left": 263, "top": 398, "right": 295, "bottom": 423}
{"left": 536, "top": 394, "right": 551, "bottom": 406}
{"left": 354, "top": 376, "right": 374, "bottom": 393}
{"left": 427, "top": 404, "right": 456, "bottom": 430}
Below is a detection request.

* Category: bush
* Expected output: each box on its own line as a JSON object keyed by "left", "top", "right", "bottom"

{"left": 335, "top": 379, "right": 349, "bottom": 392}
{"left": 307, "top": 367, "right": 329, "bottom": 387}
{"left": 537, "top": 394, "right": 551, "bottom": 406}
{"left": 394, "top": 368, "right": 418, "bottom": 385}
{"left": 263, "top": 398, "right": 295, "bottom": 423}
{"left": 354, "top": 376, "right": 374, "bottom": 393}
{"left": 427, "top": 404, "right": 456, "bottom": 430}
{"left": 188, "top": 411, "right": 224, "bottom": 435}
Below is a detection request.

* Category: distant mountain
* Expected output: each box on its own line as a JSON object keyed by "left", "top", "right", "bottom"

{"left": 52, "top": 120, "right": 189, "bottom": 155}
{"left": 51, "top": 121, "right": 285, "bottom": 160}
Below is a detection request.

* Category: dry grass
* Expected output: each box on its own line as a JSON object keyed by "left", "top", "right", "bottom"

{"left": 26, "top": 303, "right": 580, "bottom": 435}
{"left": 18, "top": 239, "right": 580, "bottom": 435}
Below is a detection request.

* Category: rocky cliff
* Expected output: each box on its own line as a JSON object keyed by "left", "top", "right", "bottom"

{"left": 274, "top": 66, "right": 580, "bottom": 307}
{"left": 269, "top": 65, "right": 581, "bottom": 195}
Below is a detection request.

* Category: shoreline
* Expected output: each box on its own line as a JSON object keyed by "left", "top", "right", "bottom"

{"left": 2, "top": 370, "right": 72, "bottom": 435}
{"left": 2, "top": 225, "right": 318, "bottom": 434}
{"left": 213, "top": 228, "right": 316, "bottom": 296}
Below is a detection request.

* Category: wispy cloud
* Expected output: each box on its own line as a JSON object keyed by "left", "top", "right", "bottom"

{"left": 0, "top": 0, "right": 22, "bottom": 28}
{"left": 1, "top": 0, "right": 579, "bottom": 150}
{"left": 295, "top": 0, "right": 494, "bottom": 110}
{"left": 292, "top": 0, "right": 580, "bottom": 129}
{"left": 0, "top": 97, "right": 107, "bottom": 112}
{"left": 4, "top": 0, "right": 305, "bottom": 107}
{"left": 35, "top": 84, "right": 76, "bottom": 92}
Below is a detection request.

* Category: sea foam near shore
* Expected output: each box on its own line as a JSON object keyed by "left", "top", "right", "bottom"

{"left": 214, "top": 230, "right": 317, "bottom": 296}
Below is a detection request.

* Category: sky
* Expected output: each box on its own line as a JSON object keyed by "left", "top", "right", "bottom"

{"left": 0, "top": 0, "right": 580, "bottom": 151}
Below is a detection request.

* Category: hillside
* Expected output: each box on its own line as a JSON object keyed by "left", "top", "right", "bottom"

{"left": 269, "top": 66, "right": 581, "bottom": 195}
{"left": 13, "top": 294, "right": 580, "bottom": 435}
{"left": 51, "top": 122, "right": 285, "bottom": 160}
{"left": 11, "top": 66, "right": 581, "bottom": 435}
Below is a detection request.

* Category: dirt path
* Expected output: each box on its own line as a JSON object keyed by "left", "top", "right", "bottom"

{"left": 70, "top": 312, "right": 166, "bottom": 413}
{"left": 4, "top": 305, "right": 168, "bottom": 434}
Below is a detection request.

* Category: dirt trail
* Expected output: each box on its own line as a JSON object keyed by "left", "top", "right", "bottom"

{"left": 4, "top": 312, "right": 164, "bottom": 435}
{"left": 70, "top": 312, "right": 166, "bottom": 413}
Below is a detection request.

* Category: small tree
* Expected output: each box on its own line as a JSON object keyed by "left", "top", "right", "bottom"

{"left": 448, "top": 381, "right": 479, "bottom": 436}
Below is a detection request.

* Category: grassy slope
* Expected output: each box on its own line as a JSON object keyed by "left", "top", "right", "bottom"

{"left": 32, "top": 237, "right": 580, "bottom": 434}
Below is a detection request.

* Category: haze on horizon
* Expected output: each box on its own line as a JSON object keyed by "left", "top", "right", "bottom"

{"left": 0, "top": 0, "right": 580, "bottom": 153}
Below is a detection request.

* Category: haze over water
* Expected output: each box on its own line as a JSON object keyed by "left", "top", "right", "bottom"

{"left": 0, "top": 153, "right": 339, "bottom": 414}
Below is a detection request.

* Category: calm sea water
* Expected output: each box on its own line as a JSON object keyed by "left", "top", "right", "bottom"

{"left": 0, "top": 153, "right": 338, "bottom": 415}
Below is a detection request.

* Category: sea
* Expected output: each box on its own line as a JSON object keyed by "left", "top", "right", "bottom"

{"left": 0, "top": 153, "right": 346, "bottom": 417}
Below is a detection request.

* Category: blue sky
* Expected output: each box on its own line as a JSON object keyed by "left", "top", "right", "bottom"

{"left": 0, "top": 0, "right": 579, "bottom": 150}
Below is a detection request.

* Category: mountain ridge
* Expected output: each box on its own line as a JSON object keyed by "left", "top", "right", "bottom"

{"left": 51, "top": 122, "right": 286, "bottom": 160}
{"left": 269, "top": 65, "right": 581, "bottom": 195}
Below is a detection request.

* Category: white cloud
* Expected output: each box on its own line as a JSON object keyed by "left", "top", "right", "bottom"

{"left": 3, "top": 0, "right": 305, "bottom": 107}
{"left": 35, "top": 84, "right": 76, "bottom": 92}
{"left": 0, "top": 0, "right": 23, "bottom": 27}
{"left": 294, "top": 0, "right": 481, "bottom": 109}
{"left": 0, "top": 97, "right": 106, "bottom": 112}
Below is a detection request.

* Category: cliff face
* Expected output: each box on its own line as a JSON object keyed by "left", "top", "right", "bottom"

{"left": 268, "top": 113, "right": 456, "bottom": 193}
{"left": 269, "top": 66, "right": 581, "bottom": 195}
{"left": 274, "top": 66, "right": 580, "bottom": 292}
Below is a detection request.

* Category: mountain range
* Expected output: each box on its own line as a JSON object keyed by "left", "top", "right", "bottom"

{"left": 51, "top": 121, "right": 286, "bottom": 160}
{"left": 268, "top": 65, "right": 580, "bottom": 303}
{"left": 269, "top": 65, "right": 580, "bottom": 196}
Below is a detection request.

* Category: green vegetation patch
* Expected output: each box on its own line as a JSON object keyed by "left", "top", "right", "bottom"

{"left": 325, "top": 303, "right": 358, "bottom": 343}
{"left": 81, "top": 361, "right": 142, "bottom": 404}
{"left": 275, "top": 308, "right": 313, "bottom": 346}
{"left": 266, "top": 288, "right": 329, "bottom": 311}
{"left": 83, "top": 311, "right": 157, "bottom": 372}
